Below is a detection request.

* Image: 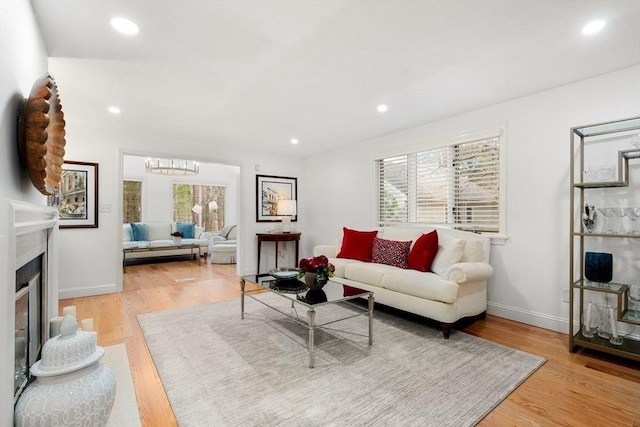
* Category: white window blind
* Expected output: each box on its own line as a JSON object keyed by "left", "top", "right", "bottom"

{"left": 377, "top": 133, "right": 502, "bottom": 233}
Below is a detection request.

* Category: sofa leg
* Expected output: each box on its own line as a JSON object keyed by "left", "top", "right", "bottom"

{"left": 440, "top": 323, "right": 452, "bottom": 339}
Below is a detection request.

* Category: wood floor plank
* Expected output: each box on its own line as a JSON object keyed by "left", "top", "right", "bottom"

{"left": 59, "top": 261, "right": 640, "bottom": 427}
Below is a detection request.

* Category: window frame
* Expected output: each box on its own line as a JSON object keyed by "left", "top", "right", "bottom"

{"left": 122, "top": 178, "right": 143, "bottom": 224}
{"left": 374, "top": 126, "right": 506, "bottom": 236}
{"left": 172, "top": 181, "right": 226, "bottom": 232}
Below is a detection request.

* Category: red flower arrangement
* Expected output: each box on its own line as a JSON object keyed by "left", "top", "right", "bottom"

{"left": 297, "top": 255, "right": 335, "bottom": 283}
{"left": 170, "top": 231, "right": 184, "bottom": 238}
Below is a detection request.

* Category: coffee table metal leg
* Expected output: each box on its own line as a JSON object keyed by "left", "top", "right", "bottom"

{"left": 368, "top": 294, "right": 374, "bottom": 345}
{"left": 308, "top": 308, "right": 316, "bottom": 368}
{"left": 240, "top": 279, "right": 246, "bottom": 320}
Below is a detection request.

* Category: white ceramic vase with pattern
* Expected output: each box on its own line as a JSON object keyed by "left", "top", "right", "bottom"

{"left": 14, "top": 315, "right": 116, "bottom": 427}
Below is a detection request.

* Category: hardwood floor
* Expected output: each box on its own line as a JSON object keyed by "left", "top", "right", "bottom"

{"left": 60, "top": 261, "right": 640, "bottom": 426}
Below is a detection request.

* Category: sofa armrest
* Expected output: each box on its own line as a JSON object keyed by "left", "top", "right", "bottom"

{"left": 313, "top": 245, "right": 338, "bottom": 258}
{"left": 445, "top": 262, "right": 494, "bottom": 284}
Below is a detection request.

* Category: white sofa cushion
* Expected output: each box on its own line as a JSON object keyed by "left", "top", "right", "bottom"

{"left": 123, "top": 223, "right": 133, "bottom": 242}
{"left": 330, "top": 257, "right": 364, "bottom": 277}
{"left": 431, "top": 236, "right": 466, "bottom": 277}
{"left": 381, "top": 270, "right": 459, "bottom": 304}
{"left": 146, "top": 223, "right": 172, "bottom": 241}
{"left": 344, "top": 262, "right": 401, "bottom": 287}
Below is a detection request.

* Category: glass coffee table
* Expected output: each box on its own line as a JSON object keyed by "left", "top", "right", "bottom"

{"left": 240, "top": 274, "right": 374, "bottom": 368}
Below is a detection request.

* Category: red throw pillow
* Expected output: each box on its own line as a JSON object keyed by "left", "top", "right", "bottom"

{"left": 372, "top": 237, "right": 411, "bottom": 268}
{"left": 337, "top": 227, "right": 378, "bottom": 262}
{"left": 407, "top": 230, "right": 439, "bottom": 272}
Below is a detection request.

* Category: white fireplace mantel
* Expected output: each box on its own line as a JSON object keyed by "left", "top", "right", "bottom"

{"left": 1, "top": 199, "right": 59, "bottom": 426}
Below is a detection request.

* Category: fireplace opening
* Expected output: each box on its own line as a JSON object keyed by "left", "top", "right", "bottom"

{"left": 14, "top": 254, "right": 45, "bottom": 402}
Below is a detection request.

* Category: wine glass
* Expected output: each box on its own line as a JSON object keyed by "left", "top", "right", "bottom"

{"left": 582, "top": 204, "right": 597, "bottom": 233}
{"left": 625, "top": 207, "right": 640, "bottom": 235}
{"left": 597, "top": 208, "right": 614, "bottom": 233}
{"left": 610, "top": 207, "right": 626, "bottom": 234}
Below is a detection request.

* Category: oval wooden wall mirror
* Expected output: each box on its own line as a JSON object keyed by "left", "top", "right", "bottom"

{"left": 17, "top": 73, "right": 66, "bottom": 196}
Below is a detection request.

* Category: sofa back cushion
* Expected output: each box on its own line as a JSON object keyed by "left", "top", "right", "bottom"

{"left": 123, "top": 223, "right": 133, "bottom": 242}
{"left": 371, "top": 237, "right": 411, "bottom": 268}
{"left": 146, "top": 223, "right": 172, "bottom": 241}
{"left": 407, "top": 230, "right": 438, "bottom": 272}
{"left": 337, "top": 227, "right": 378, "bottom": 262}
{"left": 379, "top": 227, "right": 424, "bottom": 244}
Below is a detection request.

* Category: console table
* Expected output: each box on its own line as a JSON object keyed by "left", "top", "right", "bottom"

{"left": 256, "top": 232, "right": 301, "bottom": 274}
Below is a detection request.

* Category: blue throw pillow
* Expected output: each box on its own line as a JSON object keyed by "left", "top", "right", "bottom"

{"left": 176, "top": 222, "right": 195, "bottom": 239}
{"left": 130, "top": 223, "right": 147, "bottom": 241}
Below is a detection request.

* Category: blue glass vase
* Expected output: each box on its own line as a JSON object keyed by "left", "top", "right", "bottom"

{"left": 584, "top": 252, "right": 613, "bottom": 283}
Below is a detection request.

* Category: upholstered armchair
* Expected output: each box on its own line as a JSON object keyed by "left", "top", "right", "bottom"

{"left": 203, "top": 225, "right": 237, "bottom": 264}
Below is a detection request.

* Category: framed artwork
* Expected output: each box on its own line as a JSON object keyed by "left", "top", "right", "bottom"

{"left": 256, "top": 174, "right": 297, "bottom": 222}
{"left": 49, "top": 161, "right": 99, "bottom": 228}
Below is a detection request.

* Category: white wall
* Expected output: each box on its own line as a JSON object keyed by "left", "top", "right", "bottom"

{"left": 0, "top": 0, "right": 48, "bottom": 204}
{"left": 301, "top": 65, "right": 640, "bottom": 334}
{"left": 0, "top": 1, "right": 49, "bottom": 425}
{"left": 56, "top": 124, "right": 306, "bottom": 297}
{"left": 122, "top": 154, "right": 240, "bottom": 226}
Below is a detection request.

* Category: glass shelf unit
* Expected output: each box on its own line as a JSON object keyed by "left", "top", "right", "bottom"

{"left": 569, "top": 116, "right": 640, "bottom": 363}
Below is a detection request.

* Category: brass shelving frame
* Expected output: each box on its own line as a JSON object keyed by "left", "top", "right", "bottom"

{"left": 569, "top": 116, "right": 640, "bottom": 362}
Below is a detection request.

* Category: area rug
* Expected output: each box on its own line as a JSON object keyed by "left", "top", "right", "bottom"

{"left": 138, "top": 295, "right": 545, "bottom": 426}
{"left": 102, "top": 343, "right": 141, "bottom": 427}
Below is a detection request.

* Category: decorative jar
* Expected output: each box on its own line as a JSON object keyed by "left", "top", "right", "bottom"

{"left": 14, "top": 315, "right": 116, "bottom": 427}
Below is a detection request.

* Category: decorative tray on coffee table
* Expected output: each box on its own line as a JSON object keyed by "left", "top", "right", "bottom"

{"left": 267, "top": 268, "right": 307, "bottom": 293}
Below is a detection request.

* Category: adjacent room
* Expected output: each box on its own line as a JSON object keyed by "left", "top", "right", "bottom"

{"left": 2, "top": 1, "right": 639, "bottom": 426}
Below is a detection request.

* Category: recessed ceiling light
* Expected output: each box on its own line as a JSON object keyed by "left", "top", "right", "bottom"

{"left": 290, "top": 139, "right": 299, "bottom": 145}
{"left": 108, "top": 106, "right": 121, "bottom": 114}
{"left": 110, "top": 17, "right": 139, "bottom": 35}
{"left": 582, "top": 20, "right": 606, "bottom": 36}
{"left": 377, "top": 104, "right": 388, "bottom": 113}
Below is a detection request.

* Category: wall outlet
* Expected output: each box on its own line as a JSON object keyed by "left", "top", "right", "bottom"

{"left": 562, "top": 289, "right": 570, "bottom": 303}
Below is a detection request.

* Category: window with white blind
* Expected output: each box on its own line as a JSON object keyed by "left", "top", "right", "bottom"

{"left": 376, "top": 131, "right": 503, "bottom": 233}
{"left": 123, "top": 180, "right": 142, "bottom": 223}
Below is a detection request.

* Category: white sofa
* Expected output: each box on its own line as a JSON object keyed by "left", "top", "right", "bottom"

{"left": 123, "top": 222, "right": 209, "bottom": 261}
{"left": 313, "top": 226, "right": 493, "bottom": 338}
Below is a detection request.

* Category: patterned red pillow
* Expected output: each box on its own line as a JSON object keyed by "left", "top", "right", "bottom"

{"left": 371, "top": 237, "right": 411, "bottom": 268}
{"left": 407, "top": 230, "right": 439, "bottom": 272}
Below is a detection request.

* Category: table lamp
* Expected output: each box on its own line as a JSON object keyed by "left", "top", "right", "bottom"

{"left": 277, "top": 200, "right": 297, "bottom": 233}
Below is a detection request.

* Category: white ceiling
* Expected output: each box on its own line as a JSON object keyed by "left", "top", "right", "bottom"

{"left": 30, "top": 0, "right": 640, "bottom": 157}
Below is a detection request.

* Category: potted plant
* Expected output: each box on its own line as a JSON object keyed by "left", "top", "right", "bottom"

{"left": 297, "top": 255, "right": 335, "bottom": 289}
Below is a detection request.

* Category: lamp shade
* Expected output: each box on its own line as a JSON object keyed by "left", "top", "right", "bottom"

{"left": 191, "top": 204, "right": 203, "bottom": 215}
{"left": 277, "top": 200, "right": 297, "bottom": 216}
{"left": 208, "top": 200, "right": 218, "bottom": 211}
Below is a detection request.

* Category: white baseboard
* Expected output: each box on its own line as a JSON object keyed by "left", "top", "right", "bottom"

{"left": 487, "top": 301, "right": 570, "bottom": 334}
{"left": 58, "top": 283, "right": 119, "bottom": 299}
{"left": 487, "top": 301, "right": 640, "bottom": 341}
